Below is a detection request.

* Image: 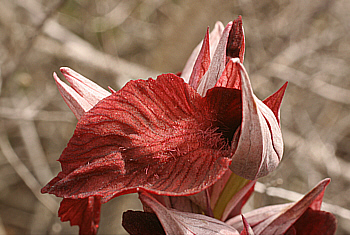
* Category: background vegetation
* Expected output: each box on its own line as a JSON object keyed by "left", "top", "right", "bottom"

{"left": 0, "top": 0, "right": 349, "bottom": 234}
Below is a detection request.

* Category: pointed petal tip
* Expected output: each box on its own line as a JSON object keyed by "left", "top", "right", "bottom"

{"left": 320, "top": 178, "right": 331, "bottom": 186}
{"left": 57, "top": 66, "right": 110, "bottom": 107}
{"left": 214, "top": 21, "right": 225, "bottom": 28}
{"left": 53, "top": 72, "right": 60, "bottom": 82}
{"left": 241, "top": 214, "right": 254, "bottom": 235}
{"left": 227, "top": 16, "right": 245, "bottom": 63}
{"left": 59, "top": 67, "right": 77, "bottom": 82}
{"left": 60, "top": 67, "right": 72, "bottom": 74}
{"left": 40, "top": 187, "right": 47, "bottom": 194}
{"left": 275, "top": 81, "right": 288, "bottom": 100}
{"left": 53, "top": 72, "right": 68, "bottom": 91}
{"left": 108, "top": 86, "right": 116, "bottom": 93}
{"left": 59, "top": 67, "right": 76, "bottom": 85}
{"left": 263, "top": 82, "right": 288, "bottom": 123}
{"left": 196, "top": 21, "right": 234, "bottom": 96}
{"left": 188, "top": 26, "right": 211, "bottom": 90}
{"left": 52, "top": 69, "right": 92, "bottom": 119}
{"left": 278, "top": 81, "right": 289, "bottom": 96}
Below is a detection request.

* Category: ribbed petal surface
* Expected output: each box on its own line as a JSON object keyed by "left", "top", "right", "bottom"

{"left": 228, "top": 61, "right": 284, "bottom": 180}
{"left": 59, "top": 197, "right": 101, "bottom": 235}
{"left": 226, "top": 179, "right": 334, "bottom": 235}
{"left": 139, "top": 192, "right": 239, "bottom": 235}
{"left": 42, "top": 74, "right": 233, "bottom": 202}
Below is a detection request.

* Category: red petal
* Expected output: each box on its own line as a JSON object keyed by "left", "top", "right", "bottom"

{"left": 208, "top": 21, "right": 226, "bottom": 59}
{"left": 287, "top": 208, "right": 337, "bottom": 235}
{"left": 122, "top": 210, "right": 165, "bottom": 235}
{"left": 229, "top": 62, "right": 284, "bottom": 180}
{"left": 161, "top": 195, "right": 204, "bottom": 214}
{"left": 139, "top": 192, "right": 239, "bottom": 234}
{"left": 215, "top": 58, "right": 242, "bottom": 89}
{"left": 42, "top": 74, "right": 232, "bottom": 202}
{"left": 309, "top": 184, "right": 326, "bottom": 211}
{"left": 197, "top": 21, "right": 233, "bottom": 96}
{"left": 227, "top": 16, "right": 245, "bottom": 63}
{"left": 226, "top": 179, "right": 333, "bottom": 232}
{"left": 188, "top": 27, "right": 211, "bottom": 90}
{"left": 263, "top": 82, "right": 288, "bottom": 125}
{"left": 181, "top": 21, "right": 224, "bottom": 83}
{"left": 59, "top": 196, "right": 101, "bottom": 235}
{"left": 240, "top": 215, "right": 254, "bottom": 235}
{"left": 53, "top": 72, "right": 92, "bottom": 119}
{"left": 226, "top": 204, "right": 290, "bottom": 230}
{"left": 254, "top": 179, "right": 331, "bottom": 234}
{"left": 60, "top": 67, "right": 110, "bottom": 107}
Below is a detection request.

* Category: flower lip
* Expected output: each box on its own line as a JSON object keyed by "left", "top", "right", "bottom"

{"left": 204, "top": 86, "right": 242, "bottom": 144}
{"left": 42, "top": 73, "right": 234, "bottom": 202}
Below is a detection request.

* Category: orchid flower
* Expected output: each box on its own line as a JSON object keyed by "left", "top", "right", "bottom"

{"left": 42, "top": 16, "right": 291, "bottom": 234}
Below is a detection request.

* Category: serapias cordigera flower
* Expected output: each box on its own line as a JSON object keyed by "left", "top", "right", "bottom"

{"left": 42, "top": 16, "right": 288, "bottom": 234}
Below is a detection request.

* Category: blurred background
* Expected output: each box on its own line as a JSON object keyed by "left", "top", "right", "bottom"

{"left": 0, "top": 0, "right": 349, "bottom": 234}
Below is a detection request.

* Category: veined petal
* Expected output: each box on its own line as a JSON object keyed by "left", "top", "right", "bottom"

{"left": 208, "top": 21, "right": 226, "bottom": 61}
{"left": 229, "top": 62, "right": 284, "bottom": 180}
{"left": 161, "top": 195, "right": 204, "bottom": 214}
{"left": 253, "top": 179, "right": 332, "bottom": 234}
{"left": 60, "top": 67, "right": 110, "bottom": 107}
{"left": 53, "top": 72, "right": 92, "bottom": 119}
{"left": 139, "top": 192, "right": 239, "bottom": 235}
{"left": 287, "top": 208, "right": 336, "bottom": 235}
{"left": 188, "top": 27, "right": 211, "bottom": 90}
{"left": 215, "top": 58, "right": 241, "bottom": 89}
{"left": 263, "top": 82, "right": 288, "bottom": 125}
{"left": 59, "top": 197, "right": 101, "bottom": 235}
{"left": 227, "top": 204, "right": 291, "bottom": 231}
{"left": 226, "top": 179, "right": 335, "bottom": 235}
{"left": 42, "top": 74, "right": 232, "bottom": 202}
{"left": 182, "top": 21, "right": 224, "bottom": 83}
{"left": 197, "top": 22, "right": 233, "bottom": 96}
{"left": 241, "top": 215, "right": 254, "bottom": 235}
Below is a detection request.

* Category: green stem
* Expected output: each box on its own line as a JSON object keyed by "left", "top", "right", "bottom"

{"left": 213, "top": 172, "right": 250, "bottom": 219}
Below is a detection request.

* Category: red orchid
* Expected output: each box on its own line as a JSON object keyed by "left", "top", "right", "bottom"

{"left": 42, "top": 16, "right": 289, "bottom": 234}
